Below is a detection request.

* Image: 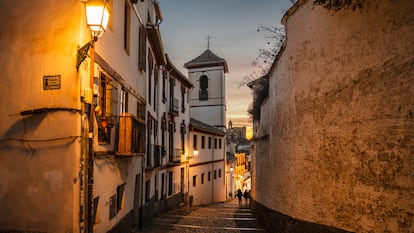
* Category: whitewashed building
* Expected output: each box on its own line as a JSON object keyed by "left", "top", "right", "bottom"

{"left": 0, "top": 0, "right": 181, "bottom": 232}
{"left": 188, "top": 118, "right": 226, "bottom": 206}
{"left": 142, "top": 52, "right": 193, "bottom": 223}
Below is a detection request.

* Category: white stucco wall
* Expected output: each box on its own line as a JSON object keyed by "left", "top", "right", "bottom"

{"left": 189, "top": 131, "right": 226, "bottom": 206}
{"left": 0, "top": 1, "right": 85, "bottom": 232}
{"left": 255, "top": 0, "right": 414, "bottom": 232}
{"left": 188, "top": 66, "right": 226, "bottom": 129}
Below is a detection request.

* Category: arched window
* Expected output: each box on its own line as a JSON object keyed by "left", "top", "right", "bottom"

{"left": 199, "top": 75, "right": 208, "bottom": 100}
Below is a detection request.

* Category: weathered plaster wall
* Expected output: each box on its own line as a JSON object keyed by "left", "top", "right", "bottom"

{"left": 0, "top": 1, "right": 84, "bottom": 232}
{"left": 256, "top": 0, "right": 414, "bottom": 232}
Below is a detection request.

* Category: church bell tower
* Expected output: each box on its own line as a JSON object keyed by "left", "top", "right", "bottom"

{"left": 184, "top": 44, "right": 228, "bottom": 131}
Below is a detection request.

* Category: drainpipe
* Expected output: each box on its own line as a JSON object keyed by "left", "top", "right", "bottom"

{"left": 85, "top": 43, "right": 95, "bottom": 233}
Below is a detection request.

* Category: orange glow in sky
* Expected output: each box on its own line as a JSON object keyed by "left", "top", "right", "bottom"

{"left": 159, "top": 0, "right": 292, "bottom": 133}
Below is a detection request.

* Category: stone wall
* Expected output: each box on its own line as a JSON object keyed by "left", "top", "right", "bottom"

{"left": 253, "top": 0, "right": 414, "bottom": 232}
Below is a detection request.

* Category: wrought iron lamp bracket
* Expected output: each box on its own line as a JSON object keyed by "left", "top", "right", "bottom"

{"left": 76, "top": 40, "right": 95, "bottom": 71}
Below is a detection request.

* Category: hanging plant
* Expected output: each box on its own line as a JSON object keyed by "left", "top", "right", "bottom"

{"left": 314, "top": 0, "right": 364, "bottom": 11}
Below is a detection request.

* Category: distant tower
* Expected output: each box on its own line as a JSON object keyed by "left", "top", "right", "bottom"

{"left": 184, "top": 42, "right": 229, "bottom": 131}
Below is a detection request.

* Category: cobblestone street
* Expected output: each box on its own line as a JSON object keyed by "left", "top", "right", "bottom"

{"left": 136, "top": 199, "right": 267, "bottom": 233}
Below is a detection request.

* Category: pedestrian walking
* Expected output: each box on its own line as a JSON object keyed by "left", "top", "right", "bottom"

{"left": 236, "top": 189, "right": 243, "bottom": 206}
{"left": 243, "top": 190, "right": 250, "bottom": 207}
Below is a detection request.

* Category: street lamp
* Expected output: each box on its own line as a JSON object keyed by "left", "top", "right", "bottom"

{"left": 76, "top": 0, "right": 110, "bottom": 70}
{"left": 77, "top": 1, "right": 110, "bottom": 233}
{"left": 85, "top": 0, "right": 110, "bottom": 39}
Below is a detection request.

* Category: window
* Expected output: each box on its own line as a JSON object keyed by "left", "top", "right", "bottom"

{"left": 193, "top": 135, "right": 197, "bottom": 149}
{"left": 117, "top": 184, "right": 125, "bottom": 212}
{"left": 218, "top": 169, "right": 221, "bottom": 178}
{"left": 153, "top": 67, "right": 158, "bottom": 111}
{"left": 192, "top": 175, "right": 197, "bottom": 187}
{"left": 208, "top": 137, "right": 212, "bottom": 149}
{"left": 129, "top": 100, "right": 146, "bottom": 154}
{"left": 180, "top": 120, "right": 186, "bottom": 152}
{"left": 168, "top": 171, "right": 173, "bottom": 195}
{"left": 181, "top": 87, "right": 186, "bottom": 113}
{"left": 201, "top": 136, "right": 205, "bottom": 149}
{"left": 145, "top": 180, "right": 151, "bottom": 202}
{"left": 154, "top": 175, "right": 158, "bottom": 201}
{"left": 109, "top": 195, "right": 117, "bottom": 220}
{"left": 214, "top": 138, "right": 217, "bottom": 149}
{"left": 137, "top": 99, "right": 146, "bottom": 120}
{"left": 98, "top": 73, "right": 116, "bottom": 144}
{"left": 162, "top": 71, "right": 167, "bottom": 103}
{"left": 120, "top": 88, "right": 128, "bottom": 113}
{"left": 93, "top": 196, "right": 100, "bottom": 224}
{"left": 208, "top": 171, "right": 211, "bottom": 181}
{"left": 123, "top": 0, "right": 130, "bottom": 54}
{"left": 214, "top": 170, "right": 217, "bottom": 179}
{"left": 201, "top": 173, "right": 205, "bottom": 184}
{"left": 161, "top": 113, "right": 166, "bottom": 152}
{"left": 161, "top": 173, "right": 165, "bottom": 200}
{"left": 138, "top": 26, "right": 146, "bottom": 70}
{"left": 168, "top": 124, "right": 174, "bottom": 163}
{"left": 148, "top": 55, "right": 153, "bottom": 106}
{"left": 199, "top": 75, "right": 208, "bottom": 100}
{"left": 219, "top": 138, "right": 222, "bottom": 149}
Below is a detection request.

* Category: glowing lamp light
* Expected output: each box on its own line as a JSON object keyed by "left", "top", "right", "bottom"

{"left": 193, "top": 150, "right": 199, "bottom": 157}
{"left": 76, "top": 0, "right": 110, "bottom": 70}
{"left": 85, "top": 0, "right": 109, "bottom": 39}
{"left": 101, "top": 118, "right": 107, "bottom": 128}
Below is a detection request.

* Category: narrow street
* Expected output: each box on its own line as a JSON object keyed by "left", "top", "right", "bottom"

{"left": 136, "top": 199, "right": 267, "bottom": 233}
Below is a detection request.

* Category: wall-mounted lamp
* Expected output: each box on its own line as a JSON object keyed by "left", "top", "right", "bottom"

{"left": 187, "top": 149, "right": 198, "bottom": 161}
{"left": 85, "top": 0, "right": 110, "bottom": 39}
{"left": 76, "top": 0, "right": 110, "bottom": 70}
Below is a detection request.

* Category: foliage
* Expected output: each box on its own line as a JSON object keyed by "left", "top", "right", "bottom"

{"left": 314, "top": 0, "right": 364, "bottom": 11}
{"left": 247, "top": 76, "right": 269, "bottom": 121}
{"left": 243, "top": 25, "right": 285, "bottom": 121}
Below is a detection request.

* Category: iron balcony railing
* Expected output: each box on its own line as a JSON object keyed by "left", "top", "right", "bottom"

{"left": 168, "top": 149, "right": 182, "bottom": 164}
{"left": 147, "top": 144, "right": 162, "bottom": 168}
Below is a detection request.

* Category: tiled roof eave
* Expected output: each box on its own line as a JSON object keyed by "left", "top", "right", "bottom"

{"left": 184, "top": 61, "right": 229, "bottom": 73}
{"left": 147, "top": 24, "right": 166, "bottom": 65}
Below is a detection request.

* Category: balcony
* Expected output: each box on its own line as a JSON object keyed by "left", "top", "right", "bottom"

{"left": 168, "top": 149, "right": 182, "bottom": 165}
{"left": 146, "top": 144, "right": 162, "bottom": 169}
{"left": 117, "top": 113, "right": 145, "bottom": 156}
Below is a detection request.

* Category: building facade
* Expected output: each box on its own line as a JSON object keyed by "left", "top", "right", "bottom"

{"left": 250, "top": 0, "right": 414, "bottom": 232}
{"left": 0, "top": 0, "right": 191, "bottom": 232}
{"left": 188, "top": 118, "right": 226, "bottom": 206}
{"left": 142, "top": 53, "right": 193, "bottom": 224}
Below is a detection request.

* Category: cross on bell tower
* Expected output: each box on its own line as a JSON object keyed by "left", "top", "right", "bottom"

{"left": 184, "top": 36, "right": 229, "bottom": 131}
{"left": 206, "top": 34, "right": 211, "bottom": 49}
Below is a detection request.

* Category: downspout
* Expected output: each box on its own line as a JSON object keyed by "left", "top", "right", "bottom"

{"left": 85, "top": 43, "right": 95, "bottom": 233}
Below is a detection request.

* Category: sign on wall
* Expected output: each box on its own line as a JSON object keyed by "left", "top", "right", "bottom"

{"left": 43, "top": 75, "right": 61, "bottom": 90}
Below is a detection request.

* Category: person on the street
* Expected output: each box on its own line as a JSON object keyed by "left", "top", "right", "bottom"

{"left": 243, "top": 189, "right": 250, "bottom": 207}
{"left": 236, "top": 189, "right": 243, "bottom": 206}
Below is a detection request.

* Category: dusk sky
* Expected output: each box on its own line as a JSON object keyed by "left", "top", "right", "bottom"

{"left": 158, "top": 0, "right": 293, "bottom": 135}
